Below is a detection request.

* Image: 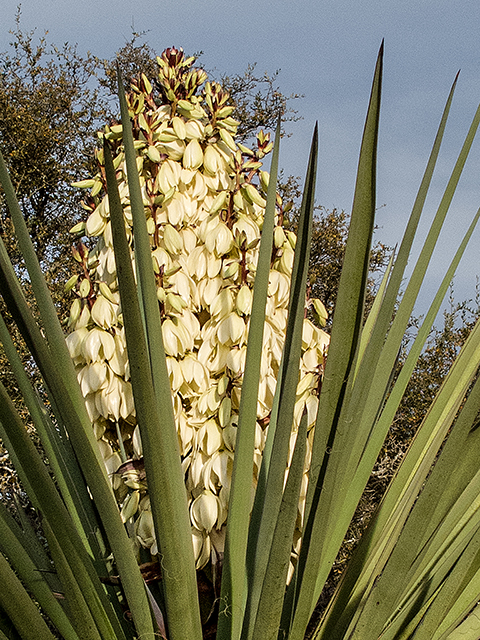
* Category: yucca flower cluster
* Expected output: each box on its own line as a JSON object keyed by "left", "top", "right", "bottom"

{"left": 66, "top": 48, "right": 329, "bottom": 571}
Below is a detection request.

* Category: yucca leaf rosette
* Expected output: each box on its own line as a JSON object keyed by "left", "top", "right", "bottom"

{"left": 67, "top": 48, "right": 329, "bottom": 569}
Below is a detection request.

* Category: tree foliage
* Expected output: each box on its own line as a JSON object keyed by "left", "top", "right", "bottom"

{"left": 307, "top": 207, "right": 390, "bottom": 322}
{"left": 323, "top": 288, "right": 480, "bottom": 607}
{"left": 220, "top": 63, "right": 303, "bottom": 142}
{"left": 98, "top": 31, "right": 162, "bottom": 99}
{"left": 0, "top": 15, "right": 113, "bottom": 502}
{"left": 388, "top": 288, "right": 480, "bottom": 463}
{"left": 0, "top": 11, "right": 108, "bottom": 285}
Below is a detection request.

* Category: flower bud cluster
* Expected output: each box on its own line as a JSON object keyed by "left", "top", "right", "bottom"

{"left": 69, "top": 48, "right": 330, "bottom": 570}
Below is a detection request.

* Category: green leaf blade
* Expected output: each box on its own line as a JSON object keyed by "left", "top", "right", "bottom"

{"left": 104, "top": 133, "right": 202, "bottom": 640}
{"left": 285, "top": 44, "right": 383, "bottom": 640}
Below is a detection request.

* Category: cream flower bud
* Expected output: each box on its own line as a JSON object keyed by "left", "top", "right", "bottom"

{"left": 166, "top": 356, "right": 183, "bottom": 391}
{"left": 286, "top": 230, "right": 297, "bottom": 249}
{"left": 68, "top": 298, "right": 82, "bottom": 328}
{"left": 191, "top": 528, "right": 204, "bottom": 564}
{"left": 187, "top": 246, "right": 207, "bottom": 279}
{"left": 101, "top": 331, "right": 116, "bottom": 360}
{"left": 98, "top": 281, "right": 116, "bottom": 303}
{"left": 192, "top": 528, "right": 211, "bottom": 569}
{"left": 180, "top": 168, "right": 195, "bottom": 186}
{"left": 189, "top": 451, "right": 208, "bottom": 487}
{"left": 160, "top": 139, "right": 186, "bottom": 161}
{"left": 84, "top": 394, "right": 100, "bottom": 422}
{"left": 302, "top": 320, "right": 316, "bottom": 351}
{"left": 209, "top": 287, "right": 234, "bottom": 319}
{"left": 222, "top": 423, "right": 237, "bottom": 451}
{"left": 274, "top": 226, "right": 286, "bottom": 248}
{"left": 260, "top": 171, "right": 270, "bottom": 192}
{"left": 132, "top": 425, "right": 143, "bottom": 457}
{"left": 82, "top": 328, "right": 114, "bottom": 362}
{"left": 217, "top": 312, "right": 246, "bottom": 345}
{"left": 157, "top": 158, "right": 182, "bottom": 194}
{"left": 203, "top": 418, "right": 223, "bottom": 455}
{"left": 183, "top": 139, "right": 203, "bottom": 170}
{"left": 233, "top": 190, "right": 245, "bottom": 212}
{"left": 180, "top": 224, "right": 197, "bottom": 251}
{"left": 172, "top": 116, "right": 187, "bottom": 140}
{"left": 162, "top": 318, "right": 183, "bottom": 357}
{"left": 278, "top": 245, "right": 295, "bottom": 274}
{"left": 79, "top": 278, "right": 91, "bottom": 298}
{"left": 207, "top": 254, "right": 221, "bottom": 278}
{"left": 147, "top": 145, "right": 162, "bottom": 163}
{"left": 213, "top": 223, "right": 234, "bottom": 256}
{"left": 136, "top": 507, "right": 155, "bottom": 549}
{"left": 163, "top": 224, "right": 184, "bottom": 255}
{"left": 108, "top": 334, "right": 128, "bottom": 376}
{"left": 86, "top": 207, "right": 107, "bottom": 236}
{"left": 203, "top": 145, "right": 222, "bottom": 175}
{"left": 152, "top": 246, "right": 172, "bottom": 272}
{"left": 222, "top": 260, "right": 240, "bottom": 279}
{"left": 207, "top": 254, "right": 222, "bottom": 278}
{"left": 185, "top": 119, "right": 205, "bottom": 140}
{"left": 311, "top": 298, "right": 328, "bottom": 327}
{"left": 243, "top": 183, "right": 266, "bottom": 208}
{"left": 255, "top": 421, "right": 264, "bottom": 450}
{"left": 86, "top": 361, "right": 108, "bottom": 393}
{"left": 201, "top": 277, "right": 222, "bottom": 306}
{"left": 104, "top": 451, "right": 122, "bottom": 489}
{"left": 217, "top": 375, "right": 229, "bottom": 396}
{"left": 188, "top": 172, "right": 208, "bottom": 201}
{"left": 296, "top": 372, "right": 315, "bottom": 397}
{"left": 208, "top": 191, "right": 228, "bottom": 215}
{"left": 269, "top": 308, "right": 287, "bottom": 333}
{"left": 302, "top": 347, "right": 320, "bottom": 371}
{"left": 166, "top": 197, "right": 184, "bottom": 226}
{"left": 218, "top": 128, "right": 237, "bottom": 152}
{"left": 218, "top": 396, "right": 231, "bottom": 428}
{"left": 191, "top": 491, "right": 219, "bottom": 533}
{"left": 232, "top": 215, "right": 260, "bottom": 247}
{"left": 91, "top": 296, "right": 116, "bottom": 329}
{"left": 306, "top": 394, "right": 319, "bottom": 427}
{"left": 226, "top": 345, "right": 247, "bottom": 375}
{"left": 66, "top": 327, "right": 88, "bottom": 359}
{"left": 236, "top": 285, "right": 253, "bottom": 316}
{"left": 181, "top": 355, "right": 207, "bottom": 388}
{"left": 166, "top": 292, "right": 187, "bottom": 314}
{"left": 121, "top": 490, "right": 141, "bottom": 523}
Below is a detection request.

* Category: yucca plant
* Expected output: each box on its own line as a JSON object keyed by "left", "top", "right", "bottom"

{"left": 65, "top": 48, "right": 329, "bottom": 576}
{"left": 1, "top": 42, "right": 480, "bottom": 640}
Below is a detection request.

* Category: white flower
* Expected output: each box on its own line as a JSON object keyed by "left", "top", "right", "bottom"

{"left": 183, "top": 139, "right": 203, "bottom": 170}
{"left": 203, "top": 145, "right": 222, "bottom": 175}
{"left": 157, "top": 159, "right": 182, "bottom": 193}
{"left": 163, "top": 224, "right": 184, "bottom": 255}
{"left": 192, "top": 527, "right": 211, "bottom": 568}
{"left": 91, "top": 296, "right": 116, "bottom": 329}
{"left": 236, "top": 285, "right": 253, "bottom": 316}
{"left": 86, "top": 207, "right": 107, "bottom": 236}
{"left": 191, "top": 490, "right": 219, "bottom": 533}
{"left": 232, "top": 214, "right": 260, "bottom": 247}
{"left": 217, "top": 313, "right": 246, "bottom": 345}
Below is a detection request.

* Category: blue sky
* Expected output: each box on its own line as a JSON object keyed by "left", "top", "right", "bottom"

{"left": 2, "top": 0, "right": 480, "bottom": 318}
